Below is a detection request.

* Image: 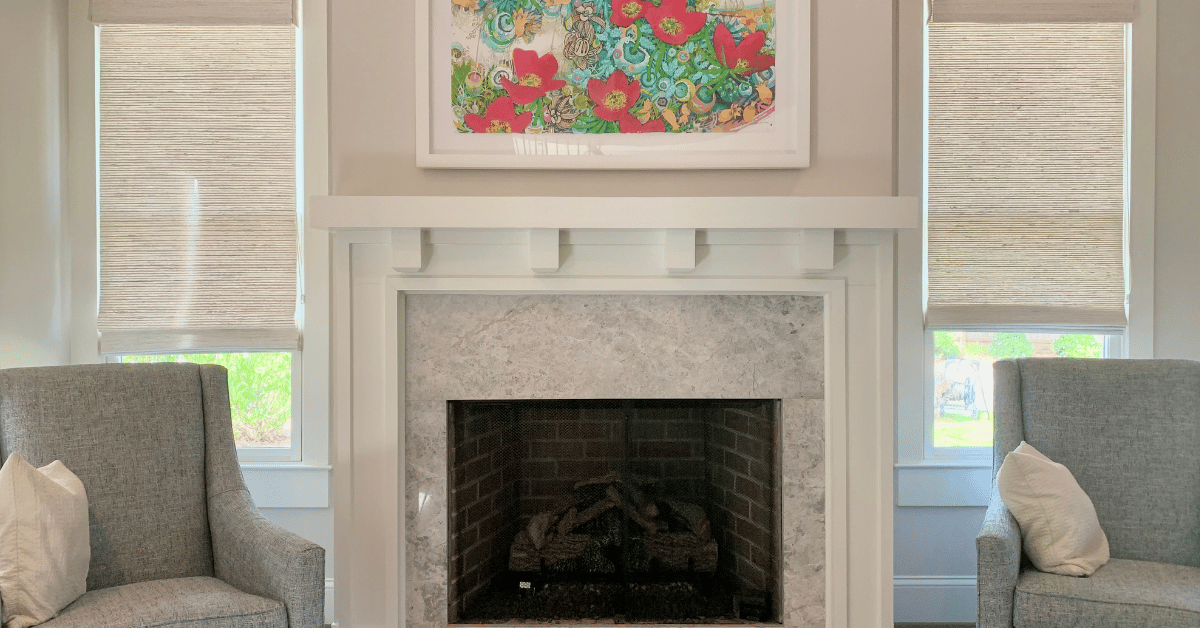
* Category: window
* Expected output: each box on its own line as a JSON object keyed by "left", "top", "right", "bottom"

{"left": 922, "top": 9, "right": 1135, "bottom": 457}
{"left": 92, "top": 3, "right": 304, "bottom": 461}
{"left": 929, "top": 331, "right": 1122, "bottom": 449}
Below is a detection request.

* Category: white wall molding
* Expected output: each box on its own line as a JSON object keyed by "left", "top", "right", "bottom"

{"left": 1127, "top": 0, "right": 1156, "bottom": 358}
{"left": 664, "top": 228, "right": 697, "bottom": 273}
{"left": 528, "top": 228, "right": 561, "bottom": 273}
{"left": 894, "top": 464, "right": 991, "bottom": 507}
{"left": 390, "top": 228, "right": 426, "bottom": 273}
{"left": 801, "top": 229, "right": 835, "bottom": 273}
{"left": 324, "top": 578, "right": 335, "bottom": 626}
{"left": 242, "top": 464, "right": 331, "bottom": 508}
{"left": 893, "top": 576, "right": 977, "bottom": 624}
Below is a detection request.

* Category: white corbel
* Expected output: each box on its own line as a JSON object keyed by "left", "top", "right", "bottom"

{"left": 800, "top": 228, "right": 835, "bottom": 273}
{"left": 391, "top": 228, "right": 426, "bottom": 273}
{"left": 664, "top": 228, "right": 696, "bottom": 274}
{"left": 529, "top": 229, "right": 561, "bottom": 273}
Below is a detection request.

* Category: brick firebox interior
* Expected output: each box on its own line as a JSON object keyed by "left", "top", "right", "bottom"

{"left": 447, "top": 399, "right": 780, "bottom": 622}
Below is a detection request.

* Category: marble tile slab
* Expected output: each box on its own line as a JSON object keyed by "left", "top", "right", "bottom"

{"left": 405, "top": 294, "right": 824, "bottom": 401}
{"left": 404, "top": 294, "right": 825, "bottom": 628}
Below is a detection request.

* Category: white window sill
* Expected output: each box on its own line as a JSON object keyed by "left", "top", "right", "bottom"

{"left": 241, "top": 463, "right": 331, "bottom": 508}
{"left": 895, "top": 462, "right": 992, "bottom": 507}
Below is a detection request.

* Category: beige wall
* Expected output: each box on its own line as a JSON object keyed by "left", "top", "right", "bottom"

{"left": 0, "top": 0, "right": 70, "bottom": 369}
{"left": 1154, "top": 0, "right": 1200, "bottom": 360}
{"left": 328, "top": 0, "right": 895, "bottom": 197}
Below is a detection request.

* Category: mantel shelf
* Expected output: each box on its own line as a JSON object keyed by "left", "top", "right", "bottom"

{"left": 308, "top": 196, "right": 919, "bottom": 231}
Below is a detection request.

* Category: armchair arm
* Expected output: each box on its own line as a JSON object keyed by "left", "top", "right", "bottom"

{"left": 209, "top": 488, "right": 325, "bottom": 628}
{"left": 976, "top": 488, "right": 1022, "bottom": 628}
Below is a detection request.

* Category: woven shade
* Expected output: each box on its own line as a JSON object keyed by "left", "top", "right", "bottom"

{"left": 98, "top": 25, "right": 299, "bottom": 353}
{"left": 925, "top": 23, "right": 1127, "bottom": 329}
{"left": 928, "top": 0, "right": 1138, "bottom": 23}
{"left": 90, "top": 0, "right": 295, "bottom": 25}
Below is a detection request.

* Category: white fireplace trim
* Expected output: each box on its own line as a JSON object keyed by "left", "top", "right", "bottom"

{"left": 325, "top": 220, "right": 904, "bottom": 628}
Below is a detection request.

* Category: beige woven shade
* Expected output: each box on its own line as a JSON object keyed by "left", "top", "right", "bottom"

{"left": 925, "top": 23, "right": 1127, "bottom": 329}
{"left": 90, "top": 0, "right": 296, "bottom": 25}
{"left": 928, "top": 0, "right": 1138, "bottom": 23}
{"left": 98, "top": 25, "right": 298, "bottom": 353}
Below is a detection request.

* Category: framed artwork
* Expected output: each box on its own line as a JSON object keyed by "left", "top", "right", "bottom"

{"left": 416, "top": 0, "right": 810, "bottom": 169}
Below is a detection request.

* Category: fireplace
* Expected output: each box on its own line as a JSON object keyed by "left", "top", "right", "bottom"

{"left": 448, "top": 399, "right": 781, "bottom": 623}
{"left": 401, "top": 293, "right": 823, "bottom": 628}
{"left": 317, "top": 196, "right": 910, "bottom": 628}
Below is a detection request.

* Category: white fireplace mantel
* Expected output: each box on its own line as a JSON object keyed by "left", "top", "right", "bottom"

{"left": 309, "top": 195, "right": 916, "bottom": 274}
{"left": 308, "top": 196, "right": 916, "bottom": 231}
{"left": 317, "top": 196, "right": 916, "bottom": 628}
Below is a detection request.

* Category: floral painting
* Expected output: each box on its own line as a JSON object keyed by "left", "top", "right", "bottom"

{"left": 449, "top": 0, "right": 777, "bottom": 134}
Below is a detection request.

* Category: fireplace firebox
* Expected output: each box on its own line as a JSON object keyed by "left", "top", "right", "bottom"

{"left": 448, "top": 399, "right": 780, "bottom": 624}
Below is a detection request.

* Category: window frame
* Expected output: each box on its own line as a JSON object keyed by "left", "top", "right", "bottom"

{"left": 921, "top": 328, "right": 1127, "bottom": 463}
{"left": 67, "top": 0, "right": 331, "bottom": 503}
{"left": 894, "top": 0, "right": 1155, "bottom": 503}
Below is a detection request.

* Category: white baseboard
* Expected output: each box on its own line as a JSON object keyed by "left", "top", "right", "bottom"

{"left": 894, "top": 576, "right": 977, "bottom": 624}
{"left": 325, "top": 578, "right": 335, "bottom": 625}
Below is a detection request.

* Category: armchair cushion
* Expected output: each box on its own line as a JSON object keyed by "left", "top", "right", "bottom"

{"left": 42, "top": 576, "right": 285, "bottom": 628}
{"left": 0, "top": 453, "right": 90, "bottom": 628}
{"left": 997, "top": 441, "right": 1109, "bottom": 576}
{"left": 1013, "top": 558, "right": 1200, "bottom": 628}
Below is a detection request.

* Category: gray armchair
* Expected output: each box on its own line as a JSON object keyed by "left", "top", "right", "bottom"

{"left": 977, "top": 358, "right": 1200, "bottom": 627}
{"left": 0, "top": 363, "right": 325, "bottom": 628}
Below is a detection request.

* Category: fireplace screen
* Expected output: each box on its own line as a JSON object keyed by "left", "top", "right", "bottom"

{"left": 448, "top": 399, "right": 780, "bottom": 623}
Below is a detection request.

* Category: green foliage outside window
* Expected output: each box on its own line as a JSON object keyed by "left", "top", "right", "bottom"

{"left": 933, "top": 330, "right": 962, "bottom": 358}
{"left": 1053, "top": 334, "right": 1103, "bottom": 358}
{"left": 962, "top": 342, "right": 990, "bottom": 357}
{"left": 120, "top": 352, "right": 291, "bottom": 447}
{"left": 988, "top": 332, "right": 1035, "bottom": 360}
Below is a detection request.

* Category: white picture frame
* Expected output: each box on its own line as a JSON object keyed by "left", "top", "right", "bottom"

{"left": 415, "top": 0, "right": 811, "bottom": 169}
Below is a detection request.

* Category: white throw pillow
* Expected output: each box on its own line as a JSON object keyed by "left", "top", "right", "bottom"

{"left": 0, "top": 453, "right": 90, "bottom": 628}
{"left": 997, "top": 441, "right": 1109, "bottom": 577}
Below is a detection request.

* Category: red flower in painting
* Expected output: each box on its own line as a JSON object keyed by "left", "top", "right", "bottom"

{"left": 619, "top": 113, "right": 665, "bottom": 133}
{"left": 644, "top": 0, "right": 707, "bottom": 45}
{"left": 587, "top": 71, "right": 643, "bottom": 121}
{"left": 463, "top": 97, "right": 532, "bottom": 133}
{"left": 609, "top": 0, "right": 649, "bottom": 27}
{"left": 712, "top": 22, "right": 774, "bottom": 75}
{"left": 499, "top": 49, "right": 567, "bottom": 105}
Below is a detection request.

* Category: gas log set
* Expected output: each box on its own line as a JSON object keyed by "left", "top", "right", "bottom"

{"left": 509, "top": 471, "right": 718, "bottom": 575}
{"left": 462, "top": 471, "right": 767, "bottom": 623}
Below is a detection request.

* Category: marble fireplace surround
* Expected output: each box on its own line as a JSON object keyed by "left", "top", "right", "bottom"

{"left": 411, "top": 293, "right": 825, "bottom": 627}
{"left": 315, "top": 196, "right": 915, "bottom": 628}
